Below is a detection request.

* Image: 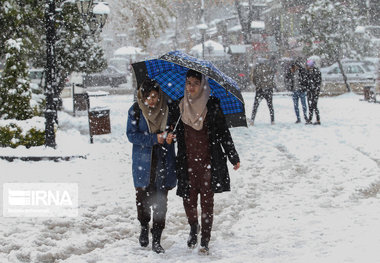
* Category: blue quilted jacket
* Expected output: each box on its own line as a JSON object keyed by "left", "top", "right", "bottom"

{"left": 126, "top": 104, "right": 177, "bottom": 189}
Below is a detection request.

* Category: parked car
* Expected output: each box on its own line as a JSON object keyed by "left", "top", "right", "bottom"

{"left": 28, "top": 68, "right": 45, "bottom": 87}
{"left": 321, "top": 62, "right": 376, "bottom": 83}
{"left": 83, "top": 66, "right": 127, "bottom": 88}
{"left": 341, "top": 59, "right": 378, "bottom": 74}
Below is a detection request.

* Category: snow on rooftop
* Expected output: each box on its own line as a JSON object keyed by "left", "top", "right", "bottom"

{"left": 197, "top": 23, "right": 208, "bottom": 30}
{"left": 190, "top": 40, "right": 225, "bottom": 57}
{"left": 93, "top": 2, "right": 110, "bottom": 15}
{"left": 114, "top": 46, "right": 144, "bottom": 56}
{"left": 228, "top": 24, "right": 242, "bottom": 33}
{"left": 228, "top": 45, "right": 247, "bottom": 54}
{"left": 355, "top": 26, "right": 366, "bottom": 33}
{"left": 251, "top": 21, "right": 265, "bottom": 29}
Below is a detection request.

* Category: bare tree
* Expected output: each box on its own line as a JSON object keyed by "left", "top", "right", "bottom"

{"left": 301, "top": 0, "right": 365, "bottom": 92}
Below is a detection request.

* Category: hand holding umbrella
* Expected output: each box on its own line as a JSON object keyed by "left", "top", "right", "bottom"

{"left": 165, "top": 112, "right": 181, "bottom": 144}
{"left": 166, "top": 132, "right": 176, "bottom": 144}
{"left": 157, "top": 132, "right": 165, "bottom": 144}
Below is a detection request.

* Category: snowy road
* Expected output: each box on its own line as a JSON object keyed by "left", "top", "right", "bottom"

{"left": 1, "top": 92, "right": 380, "bottom": 263}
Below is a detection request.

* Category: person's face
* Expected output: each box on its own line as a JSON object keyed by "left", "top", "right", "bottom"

{"left": 186, "top": 76, "right": 201, "bottom": 97}
{"left": 144, "top": 90, "right": 159, "bottom": 108}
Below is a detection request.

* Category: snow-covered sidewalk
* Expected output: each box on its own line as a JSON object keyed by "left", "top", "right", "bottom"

{"left": 1, "top": 92, "right": 380, "bottom": 263}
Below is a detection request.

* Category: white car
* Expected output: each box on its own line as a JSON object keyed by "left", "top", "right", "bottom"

{"left": 341, "top": 59, "right": 378, "bottom": 74}
{"left": 321, "top": 62, "right": 376, "bottom": 83}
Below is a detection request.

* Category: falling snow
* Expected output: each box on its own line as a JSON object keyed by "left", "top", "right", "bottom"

{"left": 1, "top": 0, "right": 380, "bottom": 262}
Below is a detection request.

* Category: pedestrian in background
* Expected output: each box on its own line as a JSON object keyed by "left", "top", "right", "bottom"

{"left": 170, "top": 69, "right": 240, "bottom": 255}
{"left": 285, "top": 61, "right": 309, "bottom": 123}
{"left": 126, "top": 79, "right": 177, "bottom": 254}
{"left": 250, "top": 57, "right": 276, "bottom": 125}
{"left": 305, "top": 59, "right": 322, "bottom": 125}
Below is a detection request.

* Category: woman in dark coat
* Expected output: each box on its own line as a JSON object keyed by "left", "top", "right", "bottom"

{"left": 305, "top": 59, "right": 322, "bottom": 125}
{"left": 126, "top": 79, "right": 177, "bottom": 254}
{"left": 168, "top": 69, "right": 240, "bottom": 254}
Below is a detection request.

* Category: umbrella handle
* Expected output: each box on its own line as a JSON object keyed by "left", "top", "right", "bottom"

{"left": 172, "top": 113, "right": 182, "bottom": 133}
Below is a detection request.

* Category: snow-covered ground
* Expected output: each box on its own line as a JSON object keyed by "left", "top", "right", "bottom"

{"left": 1, "top": 91, "right": 380, "bottom": 263}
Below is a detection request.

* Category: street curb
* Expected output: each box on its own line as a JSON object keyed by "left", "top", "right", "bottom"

{"left": 0, "top": 155, "right": 87, "bottom": 162}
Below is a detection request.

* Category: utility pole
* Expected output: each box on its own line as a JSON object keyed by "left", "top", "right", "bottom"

{"left": 201, "top": 0, "right": 205, "bottom": 59}
{"left": 44, "top": 0, "right": 57, "bottom": 148}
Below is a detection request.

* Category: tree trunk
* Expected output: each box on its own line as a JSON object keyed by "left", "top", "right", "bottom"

{"left": 337, "top": 59, "right": 351, "bottom": 92}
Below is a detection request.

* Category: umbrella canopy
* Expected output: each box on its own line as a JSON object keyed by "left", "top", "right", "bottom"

{"left": 132, "top": 51, "right": 247, "bottom": 128}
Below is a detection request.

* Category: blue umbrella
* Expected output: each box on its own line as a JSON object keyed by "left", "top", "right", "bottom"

{"left": 132, "top": 51, "right": 247, "bottom": 128}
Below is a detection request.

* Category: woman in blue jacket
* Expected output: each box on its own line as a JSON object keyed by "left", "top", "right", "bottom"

{"left": 126, "top": 79, "right": 176, "bottom": 254}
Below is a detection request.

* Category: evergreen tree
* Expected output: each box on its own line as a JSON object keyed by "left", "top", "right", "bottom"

{"left": 301, "top": 0, "right": 365, "bottom": 92}
{"left": 1, "top": 1, "right": 108, "bottom": 110}
{"left": 0, "top": 39, "right": 33, "bottom": 120}
{"left": 0, "top": 0, "right": 45, "bottom": 61}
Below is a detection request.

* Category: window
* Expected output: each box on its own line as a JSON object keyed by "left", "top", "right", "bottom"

{"left": 362, "top": 64, "right": 372, "bottom": 72}
{"left": 328, "top": 67, "right": 340, "bottom": 74}
{"left": 29, "top": 70, "right": 44, "bottom": 80}
{"left": 346, "top": 65, "right": 364, "bottom": 74}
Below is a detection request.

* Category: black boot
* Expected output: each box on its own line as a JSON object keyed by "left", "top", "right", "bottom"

{"left": 139, "top": 224, "right": 149, "bottom": 247}
{"left": 199, "top": 239, "right": 209, "bottom": 255}
{"left": 187, "top": 223, "right": 200, "bottom": 248}
{"left": 151, "top": 228, "right": 165, "bottom": 254}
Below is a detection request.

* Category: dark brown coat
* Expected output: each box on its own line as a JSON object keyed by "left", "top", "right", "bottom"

{"left": 173, "top": 97, "right": 240, "bottom": 198}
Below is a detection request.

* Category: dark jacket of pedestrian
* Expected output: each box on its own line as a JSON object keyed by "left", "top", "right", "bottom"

{"left": 285, "top": 63, "right": 308, "bottom": 92}
{"left": 305, "top": 60, "right": 322, "bottom": 124}
{"left": 306, "top": 67, "right": 322, "bottom": 94}
{"left": 252, "top": 62, "right": 276, "bottom": 91}
{"left": 173, "top": 96, "right": 240, "bottom": 197}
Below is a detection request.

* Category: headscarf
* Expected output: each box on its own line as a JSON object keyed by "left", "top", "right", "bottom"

{"left": 306, "top": 59, "right": 315, "bottom": 67}
{"left": 137, "top": 84, "right": 168, "bottom": 133}
{"left": 179, "top": 75, "right": 211, "bottom": 131}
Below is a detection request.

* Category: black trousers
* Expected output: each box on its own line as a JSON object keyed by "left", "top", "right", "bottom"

{"left": 307, "top": 91, "right": 320, "bottom": 122}
{"left": 136, "top": 145, "right": 169, "bottom": 230}
{"left": 251, "top": 88, "right": 274, "bottom": 122}
{"left": 136, "top": 187, "right": 168, "bottom": 230}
